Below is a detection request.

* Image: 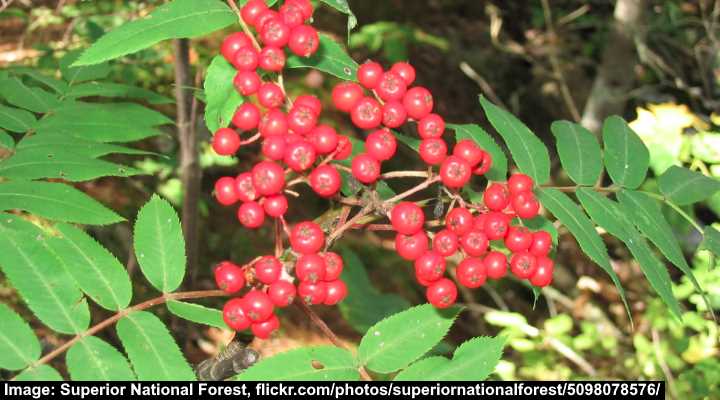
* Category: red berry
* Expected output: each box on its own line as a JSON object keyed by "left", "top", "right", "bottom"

{"left": 391, "top": 62, "right": 416, "bottom": 85}
{"left": 232, "top": 46, "right": 259, "bottom": 71}
{"left": 254, "top": 9, "right": 279, "bottom": 30}
{"left": 295, "top": 95, "right": 322, "bottom": 116}
{"left": 382, "top": 101, "right": 408, "bottom": 128}
{"left": 258, "top": 46, "right": 286, "bottom": 72}
{"left": 483, "top": 183, "right": 510, "bottom": 211}
{"left": 426, "top": 278, "right": 457, "bottom": 308}
{"left": 260, "top": 18, "right": 290, "bottom": 47}
{"left": 530, "top": 231, "right": 553, "bottom": 257}
{"left": 484, "top": 251, "right": 508, "bottom": 279}
{"left": 287, "top": 105, "right": 318, "bottom": 135}
{"left": 530, "top": 256, "right": 554, "bottom": 287}
{"left": 290, "top": 221, "right": 325, "bottom": 254}
{"left": 350, "top": 97, "right": 383, "bottom": 130}
{"left": 212, "top": 128, "right": 240, "bottom": 156}
{"left": 309, "top": 165, "right": 342, "bottom": 198}
{"left": 323, "top": 279, "right": 347, "bottom": 305}
{"left": 257, "top": 82, "right": 285, "bottom": 108}
{"left": 439, "top": 155, "right": 472, "bottom": 188}
{"left": 459, "top": 229, "right": 489, "bottom": 257}
{"left": 414, "top": 251, "right": 446, "bottom": 282}
{"left": 418, "top": 138, "right": 447, "bottom": 165}
{"left": 395, "top": 231, "right": 429, "bottom": 261}
{"left": 233, "top": 70, "right": 261, "bottom": 96}
{"left": 512, "top": 191, "right": 540, "bottom": 219}
{"left": 334, "top": 135, "right": 353, "bottom": 160}
{"left": 251, "top": 314, "right": 279, "bottom": 339}
{"left": 391, "top": 202, "right": 425, "bottom": 235}
{"left": 351, "top": 153, "right": 381, "bottom": 184}
{"left": 214, "top": 261, "right": 246, "bottom": 293}
{"left": 288, "top": 0, "right": 313, "bottom": 19}
{"left": 221, "top": 32, "right": 251, "bottom": 62}
{"left": 376, "top": 71, "right": 407, "bottom": 102}
{"left": 279, "top": 2, "right": 304, "bottom": 28}
{"left": 235, "top": 172, "right": 258, "bottom": 202}
{"left": 453, "top": 139, "right": 484, "bottom": 167}
{"left": 261, "top": 136, "right": 286, "bottom": 160}
{"left": 365, "top": 129, "right": 397, "bottom": 161}
{"left": 358, "top": 61, "right": 384, "bottom": 89}
{"left": 288, "top": 25, "right": 319, "bottom": 57}
{"left": 254, "top": 256, "right": 282, "bottom": 284}
{"left": 508, "top": 173, "right": 534, "bottom": 195}
{"left": 445, "top": 207, "right": 473, "bottom": 236}
{"left": 331, "top": 82, "right": 364, "bottom": 113}
{"left": 473, "top": 213, "right": 487, "bottom": 231}
{"left": 417, "top": 113, "right": 445, "bottom": 139}
{"left": 457, "top": 257, "right": 487, "bottom": 288}
{"left": 483, "top": 211, "right": 510, "bottom": 240}
{"left": 238, "top": 201, "right": 265, "bottom": 228}
{"left": 223, "top": 298, "right": 251, "bottom": 331}
{"left": 473, "top": 151, "right": 493, "bottom": 175}
{"left": 243, "top": 290, "right": 274, "bottom": 322}
{"left": 252, "top": 160, "right": 285, "bottom": 196}
{"left": 259, "top": 108, "right": 288, "bottom": 137}
{"left": 263, "top": 194, "right": 288, "bottom": 217}
{"left": 215, "top": 177, "right": 239, "bottom": 206}
{"left": 510, "top": 251, "right": 538, "bottom": 279}
{"left": 268, "top": 280, "right": 296, "bottom": 307}
{"left": 433, "top": 229, "right": 458, "bottom": 257}
{"left": 240, "top": 0, "right": 267, "bottom": 26}
{"left": 308, "top": 125, "right": 338, "bottom": 154}
{"left": 297, "top": 281, "right": 327, "bottom": 305}
{"left": 295, "top": 253, "right": 327, "bottom": 283}
{"left": 232, "top": 103, "right": 261, "bottom": 131}
{"left": 505, "top": 226, "right": 533, "bottom": 253}
{"left": 322, "top": 252, "right": 344, "bottom": 281}
{"left": 284, "top": 140, "right": 317, "bottom": 172}
{"left": 403, "top": 87, "right": 433, "bottom": 120}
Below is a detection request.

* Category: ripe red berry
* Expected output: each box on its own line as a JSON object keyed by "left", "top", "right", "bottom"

{"left": 254, "top": 256, "right": 282, "bottom": 284}
{"left": 297, "top": 281, "right": 327, "bottom": 305}
{"left": 238, "top": 201, "right": 265, "bottom": 228}
{"left": 295, "top": 95, "right": 322, "bottom": 115}
{"left": 358, "top": 61, "right": 384, "bottom": 89}
{"left": 212, "top": 128, "right": 241, "bottom": 156}
{"left": 505, "top": 226, "right": 533, "bottom": 253}
{"left": 418, "top": 138, "right": 447, "bottom": 165}
{"left": 323, "top": 279, "right": 347, "bottom": 305}
{"left": 433, "top": 229, "right": 458, "bottom": 257}
{"left": 382, "top": 101, "right": 408, "bottom": 128}
{"left": 331, "top": 82, "right": 364, "bottom": 112}
{"left": 391, "top": 62, "right": 416, "bottom": 85}
{"left": 215, "top": 261, "right": 246, "bottom": 293}
{"left": 459, "top": 229, "right": 489, "bottom": 257}
{"left": 263, "top": 194, "right": 288, "bottom": 217}
{"left": 243, "top": 290, "right": 274, "bottom": 322}
{"left": 403, "top": 87, "right": 433, "bottom": 120}
{"left": 530, "top": 256, "right": 554, "bottom": 287}
{"left": 254, "top": 9, "right": 279, "bottom": 31}
{"left": 445, "top": 207, "right": 473, "bottom": 236}
{"left": 417, "top": 113, "right": 445, "bottom": 139}
{"left": 473, "top": 151, "right": 493, "bottom": 175}
{"left": 223, "top": 298, "right": 251, "bottom": 331}
{"left": 439, "top": 155, "right": 472, "bottom": 188}
{"left": 284, "top": 140, "right": 317, "bottom": 172}
{"left": 510, "top": 251, "right": 538, "bottom": 279}
{"left": 232, "top": 102, "right": 261, "bottom": 131}
{"left": 309, "top": 165, "right": 342, "bottom": 198}
{"left": 308, "top": 125, "right": 338, "bottom": 154}
{"left": 240, "top": 0, "right": 267, "bottom": 26}
{"left": 279, "top": 2, "right": 304, "bottom": 28}
{"left": 512, "top": 191, "right": 540, "bottom": 219}
{"left": 351, "top": 153, "right": 381, "bottom": 184}
{"left": 215, "top": 177, "right": 239, "bottom": 206}
{"left": 221, "top": 32, "right": 251, "bottom": 62}
{"left": 453, "top": 139, "right": 484, "bottom": 167}
{"left": 287, "top": 105, "right": 318, "bottom": 135}
{"left": 483, "top": 183, "right": 510, "bottom": 211}
{"left": 426, "top": 278, "right": 457, "bottom": 308}
{"left": 473, "top": 213, "right": 487, "bottom": 231}
{"left": 252, "top": 160, "right": 285, "bottom": 196}
{"left": 414, "top": 251, "right": 446, "bottom": 282}
{"left": 235, "top": 172, "right": 257, "bottom": 202}
{"left": 288, "top": 25, "right": 319, "bottom": 57}
{"left": 365, "top": 129, "right": 397, "bottom": 161}
{"left": 232, "top": 46, "right": 259, "bottom": 71}
{"left": 508, "top": 173, "right": 534, "bottom": 195}
{"left": 268, "top": 280, "right": 296, "bottom": 307}
{"left": 251, "top": 314, "right": 280, "bottom": 339}
{"left": 322, "top": 252, "right": 344, "bottom": 281}
{"left": 483, "top": 211, "right": 510, "bottom": 240}
{"left": 484, "top": 251, "right": 508, "bottom": 279}
{"left": 530, "top": 231, "right": 553, "bottom": 257}
{"left": 290, "top": 221, "right": 325, "bottom": 254}
{"left": 391, "top": 202, "right": 425, "bottom": 235}
{"left": 376, "top": 71, "right": 407, "bottom": 102}
{"left": 334, "top": 135, "right": 353, "bottom": 160}
{"left": 233, "top": 70, "right": 261, "bottom": 96}
{"left": 457, "top": 257, "right": 487, "bottom": 288}
{"left": 350, "top": 97, "right": 383, "bottom": 130}
{"left": 258, "top": 46, "right": 286, "bottom": 72}
{"left": 257, "top": 82, "right": 285, "bottom": 108}
{"left": 395, "top": 231, "right": 429, "bottom": 261}
{"left": 259, "top": 18, "right": 290, "bottom": 47}
{"left": 295, "top": 253, "right": 327, "bottom": 283}
{"left": 288, "top": 0, "right": 313, "bottom": 19}
{"left": 259, "top": 108, "right": 288, "bottom": 137}
{"left": 261, "top": 136, "right": 286, "bottom": 160}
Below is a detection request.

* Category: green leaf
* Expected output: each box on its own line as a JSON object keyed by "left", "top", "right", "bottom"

{"left": 117, "top": 311, "right": 196, "bottom": 381}
{"left": 701, "top": 226, "right": 720, "bottom": 256}
{"left": 60, "top": 50, "right": 111, "bottom": 83}
{"left": 65, "top": 82, "right": 173, "bottom": 104}
{"left": 73, "top": 0, "right": 235, "bottom": 66}
{"left": 394, "top": 130, "right": 420, "bottom": 152}
{"left": 536, "top": 188, "right": 630, "bottom": 318}
{"left": 14, "top": 365, "right": 62, "bottom": 381}
{"left": 16, "top": 133, "right": 154, "bottom": 157}
{"left": 479, "top": 95, "right": 550, "bottom": 184}
{"left": 319, "top": 0, "right": 357, "bottom": 37}
{"left": 338, "top": 248, "right": 410, "bottom": 333}
{"left": 395, "top": 336, "right": 505, "bottom": 381}
{"left": 46, "top": 224, "right": 132, "bottom": 310}
{"left": 658, "top": 166, "right": 720, "bottom": 206}
{"left": 0, "top": 303, "right": 41, "bottom": 370}
{"left": 0, "top": 148, "right": 142, "bottom": 181}
{"left": 67, "top": 336, "right": 136, "bottom": 381}
{"left": 0, "top": 77, "right": 61, "bottom": 113}
{"left": 0, "top": 104, "right": 36, "bottom": 132}
{"left": 450, "top": 123, "right": 508, "bottom": 181}
{"left": 0, "top": 215, "right": 90, "bottom": 334}
{"left": 287, "top": 34, "right": 359, "bottom": 81}
{"left": 0, "top": 129, "right": 14, "bottom": 149}
{"left": 10, "top": 67, "right": 69, "bottom": 93}
{"left": 550, "top": 120, "right": 603, "bottom": 186}
{"left": 602, "top": 116, "right": 649, "bottom": 189}
{"left": 575, "top": 188, "right": 632, "bottom": 241}
{"left": 237, "top": 346, "right": 358, "bottom": 381}
{"left": 204, "top": 55, "right": 244, "bottom": 132}
{"left": 358, "top": 304, "right": 460, "bottom": 373}
{"left": 133, "top": 195, "right": 186, "bottom": 292}
{"left": 167, "top": 300, "right": 225, "bottom": 329}
{"left": 0, "top": 181, "right": 124, "bottom": 225}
